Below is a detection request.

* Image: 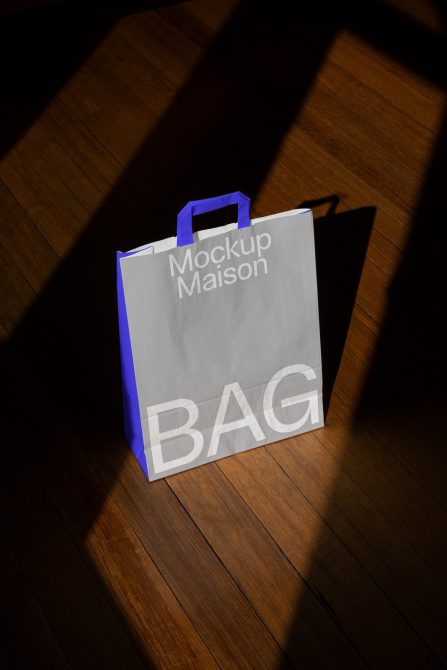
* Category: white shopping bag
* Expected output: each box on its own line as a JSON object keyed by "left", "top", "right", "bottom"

{"left": 117, "top": 192, "right": 323, "bottom": 480}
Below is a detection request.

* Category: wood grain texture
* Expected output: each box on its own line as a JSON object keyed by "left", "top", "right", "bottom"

{"left": 1, "top": 1, "right": 446, "bottom": 668}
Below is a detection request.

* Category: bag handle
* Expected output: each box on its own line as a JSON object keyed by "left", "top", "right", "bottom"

{"left": 177, "top": 191, "right": 251, "bottom": 247}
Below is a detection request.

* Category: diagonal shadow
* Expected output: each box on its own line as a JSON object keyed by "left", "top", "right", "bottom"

{"left": 0, "top": 1, "right": 182, "bottom": 161}
{"left": 1, "top": 2, "right": 346, "bottom": 667}
{"left": 5, "top": 0, "right": 443, "bottom": 666}
{"left": 356, "top": 106, "right": 447, "bottom": 437}
{"left": 299, "top": 196, "right": 375, "bottom": 417}
{"left": 3, "top": 0, "right": 341, "bottom": 443}
{"left": 280, "top": 3, "right": 447, "bottom": 668}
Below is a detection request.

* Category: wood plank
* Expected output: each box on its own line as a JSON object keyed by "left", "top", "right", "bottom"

{"left": 0, "top": 179, "right": 59, "bottom": 289}
{"left": 215, "top": 448, "right": 441, "bottom": 669}
{"left": 0, "top": 243, "right": 35, "bottom": 333}
{"left": 0, "top": 150, "right": 81, "bottom": 259}
{"left": 1, "top": 1, "right": 446, "bottom": 668}
{"left": 1, "top": 447, "right": 146, "bottom": 670}
{"left": 2, "top": 359, "right": 219, "bottom": 670}
{"left": 314, "top": 392, "right": 447, "bottom": 581}
{"left": 268, "top": 428, "right": 447, "bottom": 663}
{"left": 168, "top": 463, "right": 363, "bottom": 669}
{"left": 0, "top": 534, "right": 71, "bottom": 670}
{"left": 79, "top": 410, "right": 289, "bottom": 670}
{"left": 334, "top": 344, "right": 447, "bottom": 511}
{"left": 331, "top": 31, "right": 444, "bottom": 129}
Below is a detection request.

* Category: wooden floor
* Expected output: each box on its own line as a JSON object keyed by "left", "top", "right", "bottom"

{"left": 1, "top": 1, "right": 447, "bottom": 668}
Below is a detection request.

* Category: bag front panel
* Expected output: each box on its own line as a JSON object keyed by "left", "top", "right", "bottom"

{"left": 120, "top": 210, "right": 323, "bottom": 479}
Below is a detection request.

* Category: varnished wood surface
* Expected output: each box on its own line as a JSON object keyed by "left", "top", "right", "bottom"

{"left": 1, "top": 1, "right": 446, "bottom": 668}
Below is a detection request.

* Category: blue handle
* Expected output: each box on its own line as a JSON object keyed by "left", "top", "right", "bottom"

{"left": 177, "top": 192, "right": 251, "bottom": 246}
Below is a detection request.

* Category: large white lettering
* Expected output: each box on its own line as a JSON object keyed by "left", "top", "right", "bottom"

{"left": 168, "top": 232, "right": 272, "bottom": 299}
{"left": 147, "top": 398, "right": 203, "bottom": 473}
{"left": 147, "top": 363, "right": 320, "bottom": 474}
{"left": 207, "top": 382, "right": 265, "bottom": 457}
{"left": 169, "top": 249, "right": 193, "bottom": 276}
{"left": 264, "top": 364, "right": 320, "bottom": 433}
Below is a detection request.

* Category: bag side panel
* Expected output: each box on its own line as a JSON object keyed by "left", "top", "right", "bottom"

{"left": 116, "top": 252, "right": 149, "bottom": 478}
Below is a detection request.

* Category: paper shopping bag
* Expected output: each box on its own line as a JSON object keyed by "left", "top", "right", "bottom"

{"left": 117, "top": 192, "right": 323, "bottom": 480}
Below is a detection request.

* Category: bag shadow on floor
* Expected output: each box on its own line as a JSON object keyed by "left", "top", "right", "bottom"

{"left": 299, "top": 196, "right": 375, "bottom": 416}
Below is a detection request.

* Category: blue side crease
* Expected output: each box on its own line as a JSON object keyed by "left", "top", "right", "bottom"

{"left": 116, "top": 251, "right": 148, "bottom": 478}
